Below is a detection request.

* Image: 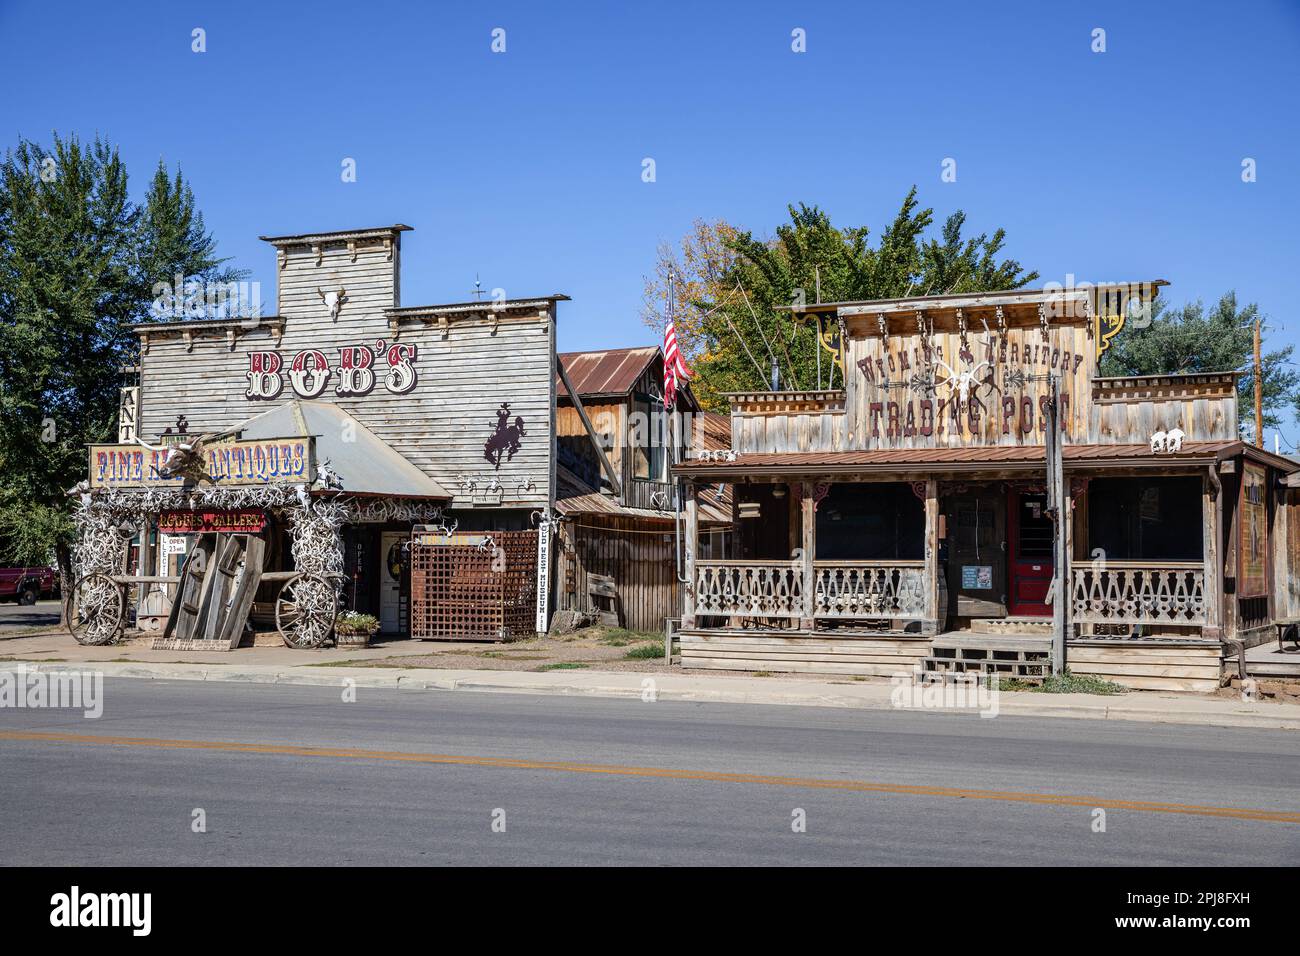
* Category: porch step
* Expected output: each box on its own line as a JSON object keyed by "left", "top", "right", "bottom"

{"left": 923, "top": 636, "right": 1052, "bottom": 680}
{"left": 968, "top": 617, "right": 1053, "bottom": 636}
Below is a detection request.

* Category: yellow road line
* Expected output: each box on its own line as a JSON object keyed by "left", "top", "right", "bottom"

{"left": 3, "top": 729, "right": 1297, "bottom": 824}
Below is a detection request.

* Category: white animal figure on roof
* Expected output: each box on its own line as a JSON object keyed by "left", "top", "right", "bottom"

{"left": 1149, "top": 430, "right": 1167, "bottom": 454}
{"left": 1165, "top": 428, "right": 1184, "bottom": 453}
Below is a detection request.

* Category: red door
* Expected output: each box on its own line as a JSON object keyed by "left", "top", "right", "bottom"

{"left": 1007, "top": 491, "right": 1054, "bottom": 617}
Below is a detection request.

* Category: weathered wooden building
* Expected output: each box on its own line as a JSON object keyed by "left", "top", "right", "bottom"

{"left": 673, "top": 283, "right": 1299, "bottom": 692}
{"left": 553, "top": 347, "right": 730, "bottom": 632}
{"left": 77, "top": 224, "right": 565, "bottom": 646}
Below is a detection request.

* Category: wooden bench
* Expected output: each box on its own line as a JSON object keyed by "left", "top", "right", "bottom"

{"left": 1276, "top": 618, "right": 1300, "bottom": 652}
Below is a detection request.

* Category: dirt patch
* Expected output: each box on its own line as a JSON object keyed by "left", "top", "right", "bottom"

{"left": 314, "top": 625, "right": 678, "bottom": 674}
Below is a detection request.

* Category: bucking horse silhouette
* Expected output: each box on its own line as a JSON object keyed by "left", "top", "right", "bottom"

{"left": 483, "top": 403, "right": 526, "bottom": 470}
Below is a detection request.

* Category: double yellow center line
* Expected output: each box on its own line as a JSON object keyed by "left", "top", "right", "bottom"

{"left": 3, "top": 729, "right": 1297, "bottom": 824}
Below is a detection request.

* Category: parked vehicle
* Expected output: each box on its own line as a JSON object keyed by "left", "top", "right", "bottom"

{"left": 0, "top": 566, "right": 57, "bottom": 605}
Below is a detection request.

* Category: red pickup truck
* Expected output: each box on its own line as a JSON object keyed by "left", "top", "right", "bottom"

{"left": 0, "top": 567, "right": 58, "bottom": 605}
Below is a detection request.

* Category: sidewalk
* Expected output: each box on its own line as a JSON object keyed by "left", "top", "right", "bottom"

{"left": 3, "top": 638, "right": 1299, "bottom": 730}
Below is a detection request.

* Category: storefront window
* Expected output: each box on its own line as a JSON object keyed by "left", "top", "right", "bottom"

{"left": 1087, "top": 477, "right": 1202, "bottom": 561}
{"left": 815, "top": 483, "right": 925, "bottom": 560}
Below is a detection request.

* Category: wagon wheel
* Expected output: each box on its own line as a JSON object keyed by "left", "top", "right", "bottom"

{"left": 276, "top": 572, "right": 340, "bottom": 648}
{"left": 65, "top": 572, "right": 126, "bottom": 646}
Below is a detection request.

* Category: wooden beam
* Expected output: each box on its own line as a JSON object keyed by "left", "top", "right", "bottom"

{"left": 800, "top": 481, "right": 815, "bottom": 630}
{"left": 556, "top": 356, "right": 622, "bottom": 498}
{"left": 683, "top": 483, "right": 698, "bottom": 628}
{"left": 924, "top": 478, "right": 939, "bottom": 636}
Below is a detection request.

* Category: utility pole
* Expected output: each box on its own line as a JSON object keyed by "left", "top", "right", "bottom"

{"left": 1254, "top": 318, "right": 1263, "bottom": 448}
{"left": 1045, "top": 373, "right": 1067, "bottom": 675}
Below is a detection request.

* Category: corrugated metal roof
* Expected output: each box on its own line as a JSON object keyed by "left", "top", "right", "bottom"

{"left": 674, "top": 441, "right": 1273, "bottom": 476}
{"left": 555, "top": 464, "right": 730, "bottom": 523}
{"left": 233, "top": 400, "right": 451, "bottom": 498}
{"left": 696, "top": 411, "right": 732, "bottom": 451}
{"left": 557, "top": 347, "right": 659, "bottom": 398}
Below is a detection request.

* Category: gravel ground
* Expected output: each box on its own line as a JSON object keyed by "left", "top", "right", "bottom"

{"left": 337, "top": 626, "right": 676, "bottom": 674}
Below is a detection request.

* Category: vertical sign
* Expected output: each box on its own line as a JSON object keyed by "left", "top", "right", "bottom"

{"left": 1238, "top": 462, "right": 1268, "bottom": 598}
{"left": 535, "top": 518, "right": 551, "bottom": 633}
{"left": 118, "top": 386, "right": 140, "bottom": 443}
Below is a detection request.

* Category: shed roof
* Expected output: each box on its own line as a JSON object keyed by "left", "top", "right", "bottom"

{"left": 557, "top": 347, "right": 660, "bottom": 398}
{"left": 233, "top": 400, "right": 450, "bottom": 499}
{"left": 673, "top": 440, "right": 1298, "bottom": 478}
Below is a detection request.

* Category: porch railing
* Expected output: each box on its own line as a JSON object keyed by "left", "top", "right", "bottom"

{"left": 1070, "top": 561, "right": 1206, "bottom": 626}
{"left": 814, "top": 560, "right": 928, "bottom": 620}
{"left": 694, "top": 560, "right": 803, "bottom": 619}
{"left": 692, "top": 559, "right": 928, "bottom": 622}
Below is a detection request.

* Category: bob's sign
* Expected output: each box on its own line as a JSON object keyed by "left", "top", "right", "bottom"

{"left": 89, "top": 438, "right": 314, "bottom": 489}
{"left": 245, "top": 340, "right": 417, "bottom": 400}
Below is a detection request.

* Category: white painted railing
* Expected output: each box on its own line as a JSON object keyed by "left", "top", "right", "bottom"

{"left": 694, "top": 561, "right": 803, "bottom": 619}
{"left": 1070, "top": 562, "right": 1206, "bottom": 626}
{"left": 692, "top": 559, "right": 929, "bottom": 622}
{"left": 814, "top": 561, "right": 928, "bottom": 620}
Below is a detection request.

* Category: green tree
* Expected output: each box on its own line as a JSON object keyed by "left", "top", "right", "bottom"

{"left": 0, "top": 133, "right": 239, "bottom": 588}
{"left": 644, "top": 188, "right": 1038, "bottom": 408}
{"left": 1099, "top": 292, "right": 1296, "bottom": 440}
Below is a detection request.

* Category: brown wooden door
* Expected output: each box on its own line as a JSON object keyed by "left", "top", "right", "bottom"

{"left": 946, "top": 490, "right": 1006, "bottom": 617}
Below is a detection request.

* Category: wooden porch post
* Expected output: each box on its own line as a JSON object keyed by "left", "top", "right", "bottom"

{"left": 923, "top": 479, "right": 939, "bottom": 636}
{"left": 1204, "top": 468, "right": 1222, "bottom": 639}
{"left": 682, "top": 481, "right": 698, "bottom": 629}
{"left": 800, "top": 481, "right": 815, "bottom": 630}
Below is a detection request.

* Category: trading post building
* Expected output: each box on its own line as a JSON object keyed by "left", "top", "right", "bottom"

{"left": 673, "top": 283, "right": 1300, "bottom": 692}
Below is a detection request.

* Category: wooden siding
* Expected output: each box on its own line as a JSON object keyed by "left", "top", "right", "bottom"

{"left": 275, "top": 235, "right": 398, "bottom": 320}
{"left": 555, "top": 517, "right": 681, "bottom": 633}
{"left": 680, "top": 630, "right": 931, "bottom": 676}
{"left": 1067, "top": 642, "right": 1223, "bottom": 693}
{"left": 136, "top": 237, "right": 554, "bottom": 512}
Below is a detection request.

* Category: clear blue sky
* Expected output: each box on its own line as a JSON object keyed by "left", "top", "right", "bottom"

{"left": 3, "top": 1, "right": 1300, "bottom": 435}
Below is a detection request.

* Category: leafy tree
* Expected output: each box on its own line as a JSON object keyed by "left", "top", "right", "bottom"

{"left": 1099, "top": 292, "right": 1296, "bottom": 440}
{"left": 0, "top": 133, "right": 239, "bottom": 590}
{"left": 643, "top": 188, "right": 1037, "bottom": 408}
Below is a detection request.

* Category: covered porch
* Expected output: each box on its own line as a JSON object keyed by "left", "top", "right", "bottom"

{"left": 674, "top": 443, "right": 1251, "bottom": 690}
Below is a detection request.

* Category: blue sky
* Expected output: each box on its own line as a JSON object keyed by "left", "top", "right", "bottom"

{"left": 3, "top": 0, "right": 1300, "bottom": 434}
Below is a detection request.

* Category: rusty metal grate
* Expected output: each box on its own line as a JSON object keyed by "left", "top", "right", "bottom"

{"left": 410, "top": 530, "right": 537, "bottom": 641}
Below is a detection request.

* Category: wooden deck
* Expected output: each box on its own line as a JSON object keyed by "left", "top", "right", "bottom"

{"left": 679, "top": 629, "right": 930, "bottom": 676}
{"left": 680, "top": 627, "right": 1226, "bottom": 692}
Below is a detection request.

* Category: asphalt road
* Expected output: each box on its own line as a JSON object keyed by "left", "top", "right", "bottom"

{"left": 0, "top": 599, "right": 60, "bottom": 633}
{"left": 1, "top": 678, "right": 1297, "bottom": 866}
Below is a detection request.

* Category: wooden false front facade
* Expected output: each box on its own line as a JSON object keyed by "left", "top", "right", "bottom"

{"left": 674, "top": 284, "right": 1300, "bottom": 692}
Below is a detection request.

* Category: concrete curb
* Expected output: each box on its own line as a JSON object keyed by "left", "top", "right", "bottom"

{"left": 3, "top": 660, "right": 1299, "bottom": 730}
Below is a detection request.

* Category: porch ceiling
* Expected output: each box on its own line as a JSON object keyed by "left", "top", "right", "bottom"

{"left": 674, "top": 440, "right": 1260, "bottom": 478}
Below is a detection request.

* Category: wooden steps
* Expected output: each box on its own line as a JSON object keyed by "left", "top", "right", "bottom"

{"left": 923, "top": 633, "right": 1052, "bottom": 680}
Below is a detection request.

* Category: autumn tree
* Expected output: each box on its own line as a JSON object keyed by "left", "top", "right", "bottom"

{"left": 643, "top": 188, "right": 1037, "bottom": 409}
{"left": 1100, "top": 292, "right": 1297, "bottom": 440}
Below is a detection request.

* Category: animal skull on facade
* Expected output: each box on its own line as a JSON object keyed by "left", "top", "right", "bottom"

{"left": 1149, "top": 430, "right": 1168, "bottom": 454}
{"left": 1165, "top": 428, "right": 1184, "bottom": 453}
{"left": 317, "top": 287, "right": 347, "bottom": 321}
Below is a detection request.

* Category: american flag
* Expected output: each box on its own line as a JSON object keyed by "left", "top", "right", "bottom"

{"left": 662, "top": 321, "right": 692, "bottom": 410}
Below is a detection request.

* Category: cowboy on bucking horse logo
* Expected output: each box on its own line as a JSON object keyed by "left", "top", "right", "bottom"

{"left": 483, "top": 402, "right": 526, "bottom": 469}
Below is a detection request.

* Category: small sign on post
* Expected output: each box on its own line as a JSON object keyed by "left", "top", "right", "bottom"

{"left": 535, "top": 517, "right": 551, "bottom": 634}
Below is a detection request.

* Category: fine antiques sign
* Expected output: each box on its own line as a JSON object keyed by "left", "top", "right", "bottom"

{"left": 158, "top": 509, "right": 267, "bottom": 534}
{"left": 89, "top": 437, "right": 314, "bottom": 489}
{"left": 245, "top": 340, "right": 418, "bottom": 401}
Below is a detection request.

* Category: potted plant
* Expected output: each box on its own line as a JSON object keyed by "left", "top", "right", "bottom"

{"left": 335, "top": 611, "right": 380, "bottom": 647}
